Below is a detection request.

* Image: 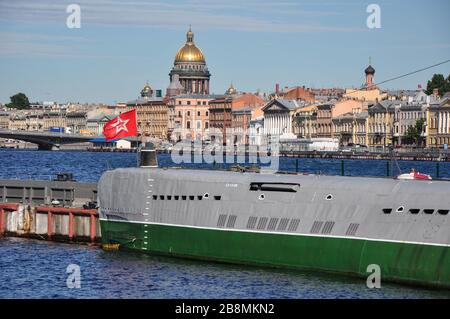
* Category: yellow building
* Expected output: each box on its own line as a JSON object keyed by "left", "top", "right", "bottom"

{"left": 366, "top": 101, "right": 395, "bottom": 147}
{"left": 427, "top": 97, "right": 450, "bottom": 148}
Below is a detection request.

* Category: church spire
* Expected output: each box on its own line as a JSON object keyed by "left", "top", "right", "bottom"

{"left": 186, "top": 25, "right": 194, "bottom": 43}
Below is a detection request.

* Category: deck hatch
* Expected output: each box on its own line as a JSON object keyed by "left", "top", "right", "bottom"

{"left": 217, "top": 214, "right": 227, "bottom": 227}
{"left": 249, "top": 182, "right": 300, "bottom": 193}
{"left": 321, "top": 221, "right": 335, "bottom": 234}
{"left": 345, "top": 223, "right": 359, "bottom": 236}
{"left": 310, "top": 221, "right": 323, "bottom": 234}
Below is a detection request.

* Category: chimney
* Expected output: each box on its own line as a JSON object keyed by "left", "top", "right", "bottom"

{"left": 275, "top": 83, "right": 280, "bottom": 94}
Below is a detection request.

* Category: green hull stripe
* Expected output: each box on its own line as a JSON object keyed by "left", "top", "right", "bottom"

{"left": 98, "top": 218, "right": 450, "bottom": 248}
{"left": 100, "top": 220, "right": 450, "bottom": 288}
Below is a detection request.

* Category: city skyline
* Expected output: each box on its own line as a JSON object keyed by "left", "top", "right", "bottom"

{"left": 1, "top": 0, "right": 449, "bottom": 104}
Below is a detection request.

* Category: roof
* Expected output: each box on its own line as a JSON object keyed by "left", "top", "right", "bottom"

{"left": 365, "top": 65, "right": 375, "bottom": 74}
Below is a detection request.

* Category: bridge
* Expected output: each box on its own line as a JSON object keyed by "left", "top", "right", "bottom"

{"left": 0, "top": 130, "right": 103, "bottom": 150}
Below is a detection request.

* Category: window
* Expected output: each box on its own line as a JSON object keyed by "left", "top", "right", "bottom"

{"left": 197, "top": 111, "right": 201, "bottom": 116}
{"left": 152, "top": 195, "right": 157, "bottom": 200}
{"left": 383, "top": 208, "right": 392, "bottom": 214}
{"left": 186, "top": 121, "right": 191, "bottom": 129}
{"left": 205, "top": 122, "right": 209, "bottom": 129}
{"left": 174, "top": 196, "right": 179, "bottom": 200}
{"left": 182, "top": 196, "right": 187, "bottom": 200}
{"left": 187, "top": 101, "right": 191, "bottom": 105}
{"left": 396, "top": 206, "right": 404, "bottom": 213}
{"left": 423, "top": 209, "right": 434, "bottom": 215}
{"left": 409, "top": 209, "right": 420, "bottom": 214}
{"left": 167, "top": 195, "right": 172, "bottom": 200}
{"left": 214, "top": 195, "right": 221, "bottom": 200}
{"left": 159, "top": 195, "right": 165, "bottom": 200}
{"left": 187, "top": 111, "right": 191, "bottom": 116}
{"left": 189, "top": 195, "right": 195, "bottom": 200}
{"left": 206, "top": 111, "right": 209, "bottom": 116}
{"left": 203, "top": 193, "right": 209, "bottom": 199}
{"left": 197, "top": 195, "right": 203, "bottom": 200}
{"left": 438, "top": 209, "right": 449, "bottom": 215}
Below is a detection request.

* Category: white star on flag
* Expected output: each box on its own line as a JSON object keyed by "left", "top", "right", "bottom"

{"left": 111, "top": 115, "right": 129, "bottom": 134}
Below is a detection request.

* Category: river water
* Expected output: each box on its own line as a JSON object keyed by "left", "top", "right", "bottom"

{"left": 0, "top": 149, "right": 449, "bottom": 298}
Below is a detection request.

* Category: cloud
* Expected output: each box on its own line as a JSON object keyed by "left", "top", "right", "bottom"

{"left": 0, "top": 0, "right": 362, "bottom": 33}
{"left": 0, "top": 31, "right": 92, "bottom": 57}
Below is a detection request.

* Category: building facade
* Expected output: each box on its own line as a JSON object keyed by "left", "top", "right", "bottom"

{"left": 169, "top": 94, "right": 214, "bottom": 142}
{"left": 262, "top": 99, "right": 302, "bottom": 139}
{"left": 427, "top": 98, "right": 450, "bottom": 148}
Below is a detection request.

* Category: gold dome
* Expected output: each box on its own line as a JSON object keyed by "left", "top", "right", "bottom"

{"left": 174, "top": 27, "right": 205, "bottom": 63}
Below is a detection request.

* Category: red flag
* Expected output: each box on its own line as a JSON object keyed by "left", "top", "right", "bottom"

{"left": 102, "top": 109, "right": 137, "bottom": 141}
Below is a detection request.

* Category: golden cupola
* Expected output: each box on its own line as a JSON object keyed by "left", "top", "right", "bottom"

{"left": 174, "top": 27, "right": 206, "bottom": 63}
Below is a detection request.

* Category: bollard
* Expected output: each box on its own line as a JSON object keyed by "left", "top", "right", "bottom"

{"left": 341, "top": 160, "right": 345, "bottom": 176}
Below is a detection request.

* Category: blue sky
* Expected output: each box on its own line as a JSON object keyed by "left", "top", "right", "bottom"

{"left": 0, "top": 0, "right": 449, "bottom": 104}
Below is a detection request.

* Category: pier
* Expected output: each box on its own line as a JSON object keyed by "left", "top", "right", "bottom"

{"left": 0, "top": 179, "right": 99, "bottom": 244}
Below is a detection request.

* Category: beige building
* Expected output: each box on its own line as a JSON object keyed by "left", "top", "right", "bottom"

{"left": 43, "top": 111, "right": 67, "bottom": 131}
{"left": 427, "top": 97, "right": 450, "bottom": 148}
{"left": 332, "top": 111, "right": 368, "bottom": 146}
{"left": 66, "top": 111, "right": 87, "bottom": 134}
{"left": 293, "top": 105, "right": 318, "bottom": 138}
{"left": 9, "top": 114, "right": 27, "bottom": 131}
{"left": 0, "top": 112, "right": 10, "bottom": 129}
{"left": 367, "top": 101, "right": 395, "bottom": 147}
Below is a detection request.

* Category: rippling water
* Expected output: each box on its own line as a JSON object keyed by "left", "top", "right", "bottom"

{"left": 0, "top": 149, "right": 449, "bottom": 298}
{"left": 1, "top": 238, "right": 448, "bottom": 299}
{"left": 0, "top": 149, "right": 449, "bottom": 182}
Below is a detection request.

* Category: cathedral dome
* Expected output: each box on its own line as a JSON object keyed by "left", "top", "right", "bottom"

{"left": 174, "top": 27, "right": 205, "bottom": 63}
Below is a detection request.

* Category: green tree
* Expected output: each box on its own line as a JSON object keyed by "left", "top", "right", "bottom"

{"left": 405, "top": 118, "right": 425, "bottom": 146}
{"left": 425, "top": 73, "right": 450, "bottom": 96}
{"left": 6, "top": 93, "right": 30, "bottom": 109}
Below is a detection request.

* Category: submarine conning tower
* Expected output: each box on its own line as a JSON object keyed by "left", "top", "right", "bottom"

{"left": 139, "top": 142, "right": 158, "bottom": 168}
